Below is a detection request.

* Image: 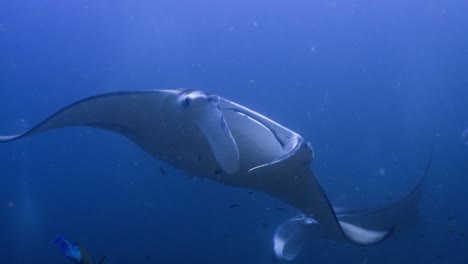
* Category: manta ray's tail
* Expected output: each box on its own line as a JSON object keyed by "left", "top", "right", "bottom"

{"left": 273, "top": 150, "right": 433, "bottom": 261}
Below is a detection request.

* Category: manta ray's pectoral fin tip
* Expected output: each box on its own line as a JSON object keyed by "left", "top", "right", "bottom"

{"left": 0, "top": 130, "right": 30, "bottom": 142}
{"left": 339, "top": 221, "right": 393, "bottom": 246}
{"left": 0, "top": 135, "right": 20, "bottom": 142}
{"left": 272, "top": 214, "right": 394, "bottom": 261}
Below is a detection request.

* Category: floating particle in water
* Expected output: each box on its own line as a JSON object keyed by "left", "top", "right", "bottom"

{"left": 462, "top": 128, "right": 468, "bottom": 145}
{"left": 378, "top": 168, "right": 386, "bottom": 176}
{"left": 15, "top": 118, "right": 29, "bottom": 129}
{"left": 7, "top": 201, "right": 14, "bottom": 207}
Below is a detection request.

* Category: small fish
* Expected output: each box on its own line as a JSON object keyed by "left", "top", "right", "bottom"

{"left": 160, "top": 167, "right": 167, "bottom": 176}
{"left": 435, "top": 255, "right": 444, "bottom": 260}
{"left": 229, "top": 204, "right": 239, "bottom": 208}
{"left": 274, "top": 207, "right": 286, "bottom": 211}
{"left": 261, "top": 223, "right": 269, "bottom": 228}
{"left": 247, "top": 191, "right": 253, "bottom": 195}
{"left": 459, "top": 232, "right": 465, "bottom": 237}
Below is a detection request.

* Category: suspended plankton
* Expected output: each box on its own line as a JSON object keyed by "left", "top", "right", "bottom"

{"left": 462, "top": 128, "right": 468, "bottom": 146}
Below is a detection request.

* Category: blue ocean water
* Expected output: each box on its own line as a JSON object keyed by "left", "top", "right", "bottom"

{"left": 1, "top": 0, "right": 467, "bottom": 263}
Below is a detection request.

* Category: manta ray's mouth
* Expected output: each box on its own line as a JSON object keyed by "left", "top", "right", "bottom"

{"left": 218, "top": 105, "right": 305, "bottom": 173}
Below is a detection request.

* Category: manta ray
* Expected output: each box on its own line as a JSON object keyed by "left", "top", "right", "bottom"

{"left": 0, "top": 89, "right": 429, "bottom": 261}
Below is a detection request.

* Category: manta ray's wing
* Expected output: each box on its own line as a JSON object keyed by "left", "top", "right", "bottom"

{"left": 336, "top": 148, "right": 432, "bottom": 231}
{"left": 0, "top": 90, "right": 240, "bottom": 174}
{"left": 273, "top": 175, "right": 423, "bottom": 261}
{"left": 1, "top": 91, "right": 163, "bottom": 141}
{"left": 273, "top": 150, "right": 433, "bottom": 261}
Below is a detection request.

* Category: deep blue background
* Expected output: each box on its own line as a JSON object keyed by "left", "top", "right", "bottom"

{"left": 1, "top": 0, "right": 467, "bottom": 263}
